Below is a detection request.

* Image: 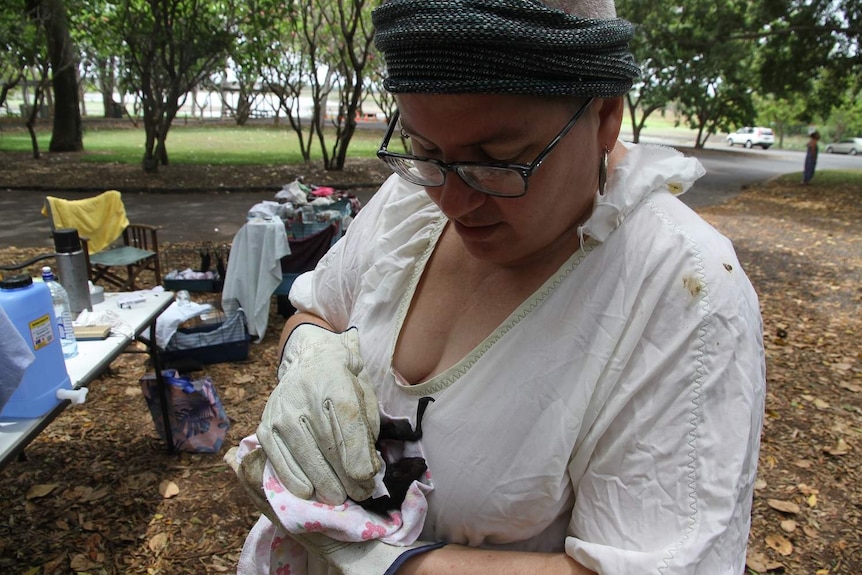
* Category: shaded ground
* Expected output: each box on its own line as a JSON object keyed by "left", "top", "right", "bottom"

{"left": 0, "top": 150, "right": 393, "bottom": 194}
{"left": 0, "top": 160, "right": 860, "bottom": 574}
{"left": 699, "top": 180, "right": 862, "bottom": 574}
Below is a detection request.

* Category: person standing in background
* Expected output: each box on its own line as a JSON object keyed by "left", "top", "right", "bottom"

{"left": 802, "top": 130, "right": 821, "bottom": 184}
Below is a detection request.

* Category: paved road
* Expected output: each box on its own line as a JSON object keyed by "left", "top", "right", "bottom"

{"left": 680, "top": 142, "right": 861, "bottom": 207}
{"left": 3, "top": 145, "right": 859, "bottom": 251}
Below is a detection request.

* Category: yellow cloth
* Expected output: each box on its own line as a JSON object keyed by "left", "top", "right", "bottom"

{"left": 42, "top": 190, "right": 129, "bottom": 254}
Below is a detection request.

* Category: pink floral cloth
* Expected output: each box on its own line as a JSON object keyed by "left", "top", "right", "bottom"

{"left": 235, "top": 428, "right": 433, "bottom": 575}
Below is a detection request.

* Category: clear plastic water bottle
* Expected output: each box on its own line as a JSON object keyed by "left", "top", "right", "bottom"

{"left": 41, "top": 266, "right": 78, "bottom": 359}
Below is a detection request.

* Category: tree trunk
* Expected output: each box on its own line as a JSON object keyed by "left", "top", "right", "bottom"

{"left": 142, "top": 116, "right": 158, "bottom": 172}
{"left": 77, "top": 68, "right": 86, "bottom": 117}
{"left": 156, "top": 138, "right": 169, "bottom": 166}
{"left": 695, "top": 124, "right": 707, "bottom": 149}
{"left": 626, "top": 94, "right": 641, "bottom": 144}
{"left": 41, "top": 0, "right": 83, "bottom": 152}
{"left": 26, "top": 74, "right": 50, "bottom": 160}
{"left": 26, "top": 108, "right": 42, "bottom": 160}
{"left": 330, "top": 116, "right": 357, "bottom": 170}
{"left": 99, "top": 57, "right": 117, "bottom": 118}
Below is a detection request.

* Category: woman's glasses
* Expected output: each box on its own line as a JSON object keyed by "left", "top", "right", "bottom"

{"left": 376, "top": 98, "right": 593, "bottom": 198}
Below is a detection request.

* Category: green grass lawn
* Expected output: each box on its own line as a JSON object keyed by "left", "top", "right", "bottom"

{"left": 0, "top": 121, "right": 385, "bottom": 165}
{"left": 0, "top": 113, "right": 828, "bottom": 164}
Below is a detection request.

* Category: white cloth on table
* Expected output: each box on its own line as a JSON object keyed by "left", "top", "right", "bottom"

{"left": 248, "top": 201, "right": 293, "bottom": 221}
{"left": 153, "top": 301, "right": 214, "bottom": 349}
{"left": 0, "top": 305, "right": 35, "bottom": 412}
{"left": 285, "top": 141, "right": 765, "bottom": 574}
{"left": 222, "top": 217, "right": 291, "bottom": 339}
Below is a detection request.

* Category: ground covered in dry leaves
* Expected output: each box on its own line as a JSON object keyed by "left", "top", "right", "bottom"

{"left": 700, "top": 177, "right": 861, "bottom": 574}
{"left": 0, "top": 162, "right": 860, "bottom": 575}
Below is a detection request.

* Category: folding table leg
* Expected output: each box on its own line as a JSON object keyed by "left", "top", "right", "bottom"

{"left": 138, "top": 323, "right": 176, "bottom": 453}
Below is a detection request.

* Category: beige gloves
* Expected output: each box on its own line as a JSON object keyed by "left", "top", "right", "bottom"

{"left": 256, "top": 324, "right": 381, "bottom": 504}
{"left": 291, "top": 530, "right": 445, "bottom": 575}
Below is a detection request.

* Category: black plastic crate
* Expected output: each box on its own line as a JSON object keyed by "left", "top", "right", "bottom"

{"left": 161, "top": 308, "right": 249, "bottom": 365}
{"left": 162, "top": 242, "right": 229, "bottom": 293}
{"left": 163, "top": 277, "right": 225, "bottom": 293}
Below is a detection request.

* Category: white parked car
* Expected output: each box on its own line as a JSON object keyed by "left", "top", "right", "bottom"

{"left": 726, "top": 127, "right": 775, "bottom": 149}
{"left": 824, "top": 138, "right": 862, "bottom": 155}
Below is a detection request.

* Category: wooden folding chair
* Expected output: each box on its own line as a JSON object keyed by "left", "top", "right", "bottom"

{"left": 43, "top": 191, "right": 162, "bottom": 291}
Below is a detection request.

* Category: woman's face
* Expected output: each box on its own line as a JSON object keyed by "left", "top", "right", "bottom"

{"left": 394, "top": 93, "right": 623, "bottom": 268}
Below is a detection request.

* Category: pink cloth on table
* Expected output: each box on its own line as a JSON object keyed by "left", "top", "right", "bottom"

{"left": 236, "top": 425, "right": 433, "bottom": 575}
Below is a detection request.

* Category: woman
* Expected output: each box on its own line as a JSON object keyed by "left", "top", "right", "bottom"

{"left": 238, "top": 1, "right": 766, "bottom": 573}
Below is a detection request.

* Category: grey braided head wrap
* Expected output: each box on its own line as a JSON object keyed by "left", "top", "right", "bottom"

{"left": 372, "top": 0, "right": 640, "bottom": 97}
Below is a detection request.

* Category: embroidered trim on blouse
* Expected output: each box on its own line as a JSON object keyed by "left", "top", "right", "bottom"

{"left": 391, "top": 229, "right": 599, "bottom": 396}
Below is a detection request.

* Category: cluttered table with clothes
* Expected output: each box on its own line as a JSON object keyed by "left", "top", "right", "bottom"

{"left": 0, "top": 290, "right": 174, "bottom": 470}
{"left": 218, "top": 180, "right": 357, "bottom": 340}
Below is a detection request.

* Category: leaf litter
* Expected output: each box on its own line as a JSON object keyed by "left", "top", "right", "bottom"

{"left": 702, "top": 176, "right": 862, "bottom": 574}
{"left": 0, "top": 163, "right": 860, "bottom": 573}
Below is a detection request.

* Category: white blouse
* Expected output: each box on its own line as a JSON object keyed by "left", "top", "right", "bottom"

{"left": 290, "top": 142, "right": 765, "bottom": 574}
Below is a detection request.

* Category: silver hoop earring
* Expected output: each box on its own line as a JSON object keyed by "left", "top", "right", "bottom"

{"left": 598, "top": 147, "right": 609, "bottom": 197}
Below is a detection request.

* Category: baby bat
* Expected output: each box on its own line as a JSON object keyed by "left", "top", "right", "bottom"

{"left": 357, "top": 396, "right": 435, "bottom": 515}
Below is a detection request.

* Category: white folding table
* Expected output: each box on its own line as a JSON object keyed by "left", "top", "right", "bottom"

{"left": 0, "top": 290, "right": 174, "bottom": 470}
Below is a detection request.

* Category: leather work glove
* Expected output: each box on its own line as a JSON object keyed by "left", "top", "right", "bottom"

{"left": 257, "top": 324, "right": 381, "bottom": 504}
{"left": 291, "top": 529, "right": 445, "bottom": 575}
{"left": 235, "top": 448, "right": 445, "bottom": 575}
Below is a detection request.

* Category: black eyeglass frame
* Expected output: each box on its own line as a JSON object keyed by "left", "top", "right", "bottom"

{"left": 376, "top": 97, "right": 594, "bottom": 198}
